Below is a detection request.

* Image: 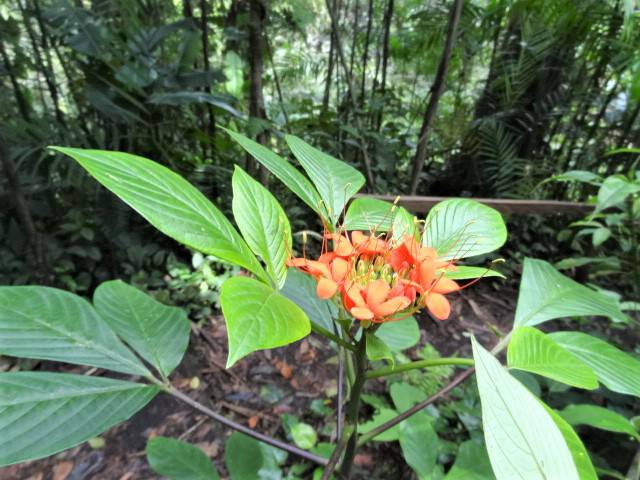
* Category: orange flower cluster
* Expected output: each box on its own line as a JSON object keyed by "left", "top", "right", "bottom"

{"left": 288, "top": 231, "right": 460, "bottom": 323}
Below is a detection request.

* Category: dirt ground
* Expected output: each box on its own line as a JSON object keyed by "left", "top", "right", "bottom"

{"left": 0, "top": 281, "right": 522, "bottom": 480}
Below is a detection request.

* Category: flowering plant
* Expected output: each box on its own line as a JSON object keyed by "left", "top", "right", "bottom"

{"left": 0, "top": 131, "right": 637, "bottom": 480}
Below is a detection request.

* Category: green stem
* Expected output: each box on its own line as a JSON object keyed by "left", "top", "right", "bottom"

{"left": 337, "top": 332, "right": 368, "bottom": 478}
{"left": 365, "top": 357, "right": 474, "bottom": 379}
{"left": 311, "top": 323, "right": 356, "bottom": 351}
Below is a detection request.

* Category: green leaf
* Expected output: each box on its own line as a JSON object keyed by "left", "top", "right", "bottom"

{"left": 592, "top": 227, "right": 611, "bottom": 247}
{"left": 51, "top": 147, "right": 267, "bottom": 282}
{"left": 280, "top": 268, "right": 337, "bottom": 331}
{"left": 286, "top": 134, "right": 365, "bottom": 223}
{"left": 224, "top": 129, "right": 326, "bottom": 218}
{"left": 514, "top": 258, "right": 627, "bottom": 328}
{"left": 444, "top": 266, "right": 505, "bottom": 280}
{"left": 390, "top": 382, "right": 427, "bottom": 412}
{"left": 148, "top": 92, "right": 243, "bottom": 118}
{"left": 366, "top": 332, "right": 394, "bottom": 366}
{"left": 472, "top": 336, "right": 579, "bottom": 480}
{"left": 94, "top": 280, "right": 190, "bottom": 378}
{"left": 399, "top": 412, "right": 439, "bottom": 479}
{"left": 560, "top": 405, "right": 639, "bottom": 439}
{"left": 548, "top": 332, "right": 640, "bottom": 397}
{"left": 595, "top": 175, "right": 640, "bottom": 213}
{"left": 0, "top": 372, "right": 158, "bottom": 466}
{"left": 146, "top": 437, "right": 220, "bottom": 480}
{"left": 544, "top": 407, "right": 598, "bottom": 480}
{"left": 375, "top": 317, "right": 420, "bottom": 352}
{"left": 507, "top": 327, "right": 598, "bottom": 389}
{"left": 444, "top": 439, "right": 495, "bottom": 480}
{"left": 224, "top": 432, "right": 285, "bottom": 480}
{"left": 422, "top": 199, "right": 507, "bottom": 260}
{"left": 344, "top": 198, "right": 417, "bottom": 239}
{"left": 547, "top": 170, "right": 603, "bottom": 186}
{"left": 232, "top": 166, "right": 292, "bottom": 288}
{"left": 358, "top": 408, "right": 400, "bottom": 442}
{"left": 220, "top": 276, "right": 311, "bottom": 367}
{"left": 0, "top": 286, "right": 150, "bottom": 376}
{"left": 290, "top": 422, "right": 318, "bottom": 450}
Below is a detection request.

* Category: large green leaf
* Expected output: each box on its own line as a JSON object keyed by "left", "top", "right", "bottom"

{"left": 560, "top": 405, "right": 639, "bottom": 439}
{"left": 0, "top": 372, "right": 158, "bottom": 466}
{"left": 0, "top": 286, "right": 149, "bottom": 376}
{"left": 422, "top": 199, "right": 507, "bottom": 260}
{"left": 94, "top": 280, "right": 190, "bottom": 378}
{"left": 51, "top": 147, "right": 267, "bottom": 282}
{"left": 286, "top": 134, "right": 365, "bottom": 223}
{"left": 224, "top": 432, "right": 286, "bottom": 480}
{"left": 146, "top": 437, "right": 220, "bottom": 480}
{"left": 280, "top": 268, "right": 337, "bottom": 331}
{"left": 375, "top": 317, "right": 420, "bottom": 352}
{"left": 472, "top": 337, "right": 579, "bottom": 480}
{"left": 399, "top": 412, "right": 439, "bottom": 479}
{"left": 220, "top": 276, "right": 311, "bottom": 367}
{"left": 343, "top": 197, "right": 417, "bottom": 238}
{"left": 548, "top": 332, "right": 640, "bottom": 397}
{"left": 507, "top": 327, "right": 598, "bottom": 389}
{"left": 545, "top": 406, "right": 598, "bottom": 480}
{"left": 444, "top": 439, "right": 495, "bottom": 480}
{"left": 595, "top": 175, "right": 640, "bottom": 213}
{"left": 224, "top": 129, "right": 326, "bottom": 218}
{"left": 514, "top": 258, "right": 627, "bottom": 328}
{"left": 444, "top": 266, "right": 505, "bottom": 280}
{"left": 232, "top": 166, "right": 292, "bottom": 289}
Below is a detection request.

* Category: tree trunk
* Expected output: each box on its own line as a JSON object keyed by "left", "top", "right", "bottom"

{"left": 323, "top": 12, "right": 336, "bottom": 111}
{"left": 408, "top": 0, "right": 463, "bottom": 195}
{"left": 248, "top": 0, "right": 269, "bottom": 184}
{"left": 200, "top": 0, "right": 216, "bottom": 154}
{"left": 0, "top": 40, "right": 31, "bottom": 121}
{"left": 374, "top": 0, "right": 393, "bottom": 132}
{"left": 359, "top": 0, "right": 374, "bottom": 107}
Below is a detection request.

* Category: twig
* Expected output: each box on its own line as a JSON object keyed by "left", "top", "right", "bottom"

{"left": 164, "top": 385, "right": 328, "bottom": 466}
{"left": 320, "top": 425, "right": 352, "bottom": 480}
{"left": 356, "top": 367, "right": 476, "bottom": 445}
{"left": 312, "top": 323, "right": 356, "bottom": 351}
{"left": 337, "top": 347, "right": 345, "bottom": 439}
{"left": 178, "top": 416, "right": 207, "bottom": 441}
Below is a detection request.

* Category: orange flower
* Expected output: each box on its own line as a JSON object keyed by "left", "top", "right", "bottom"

{"left": 289, "top": 230, "right": 464, "bottom": 323}
{"left": 343, "top": 279, "right": 411, "bottom": 322}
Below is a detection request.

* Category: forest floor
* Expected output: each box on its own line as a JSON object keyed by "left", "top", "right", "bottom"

{"left": 0, "top": 281, "right": 526, "bottom": 480}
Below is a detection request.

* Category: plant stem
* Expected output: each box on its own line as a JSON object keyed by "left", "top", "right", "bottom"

{"left": 312, "top": 323, "right": 356, "bottom": 351}
{"left": 337, "top": 332, "right": 368, "bottom": 478}
{"left": 163, "top": 384, "right": 328, "bottom": 466}
{"left": 365, "top": 357, "right": 474, "bottom": 379}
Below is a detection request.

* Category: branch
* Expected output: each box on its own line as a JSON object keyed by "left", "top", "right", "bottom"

{"left": 312, "top": 323, "right": 356, "bottom": 351}
{"left": 365, "top": 357, "right": 474, "bottom": 379}
{"left": 356, "top": 367, "right": 475, "bottom": 445}
{"left": 165, "top": 385, "right": 328, "bottom": 466}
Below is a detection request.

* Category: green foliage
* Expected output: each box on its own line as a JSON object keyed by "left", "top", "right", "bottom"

{"left": 423, "top": 199, "right": 508, "bottom": 260}
{"left": 146, "top": 436, "right": 220, "bottom": 480}
{"left": 232, "top": 166, "right": 292, "bottom": 288}
{"left": 51, "top": 147, "right": 269, "bottom": 283}
{"left": 0, "top": 373, "right": 158, "bottom": 466}
{"left": 560, "top": 405, "right": 639, "bottom": 439}
{"left": 94, "top": 280, "right": 190, "bottom": 378}
{"left": 220, "top": 276, "right": 311, "bottom": 367}
{"left": 472, "top": 336, "right": 582, "bottom": 480}
{"left": 507, "top": 327, "right": 598, "bottom": 389}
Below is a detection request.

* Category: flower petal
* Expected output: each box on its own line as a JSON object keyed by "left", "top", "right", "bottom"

{"left": 344, "top": 281, "right": 366, "bottom": 307}
{"left": 432, "top": 277, "right": 459, "bottom": 294}
{"left": 331, "top": 257, "right": 350, "bottom": 281}
{"left": 373, "top": 296, "right": 411, "bottom": 317}
{"left": 366, "top": 279, "right": 391, "bottom": 309}
{"left": 350, "top": 306, "right": 374, "bottom": 320}
{"left": 426, "top": 293, "right": 450, "bottom": 320}
{"left": 317, "top": 277, "right": 338, "bottom": 299}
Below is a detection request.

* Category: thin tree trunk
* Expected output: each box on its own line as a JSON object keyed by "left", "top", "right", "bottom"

{"left": 359, "top": 0, "right": 373, "bottom": 107}
{"left": 325, "top": 0, "right": 375, "bottom": 189}
{"left": 266, "top": 35, "right": 289, "bottom": 127}
{"left": 348, "top": 0, "right": 360, "bottom": 85}
{"left": 200, "top": 0, "right": 216, "bottom": 153}
{"left": 248, "top": 0, "right": 269, "bottom": 184}
{"left": 323, "top": 8, "right": 336, "bottom": 111}
{"left": 0, "top": 41, "right": 31, "bottom": 121}
{"left": 409, "top": 0, "right": 463, "bottom": 195}
{"left": 374, "top": 0, "right": 393, "bottom": 132}
{"left": 18, "top": 0, "right": 65, "bottom": 127}
{"left": 0, "top": 134, "right": 44, "bottom": 269}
